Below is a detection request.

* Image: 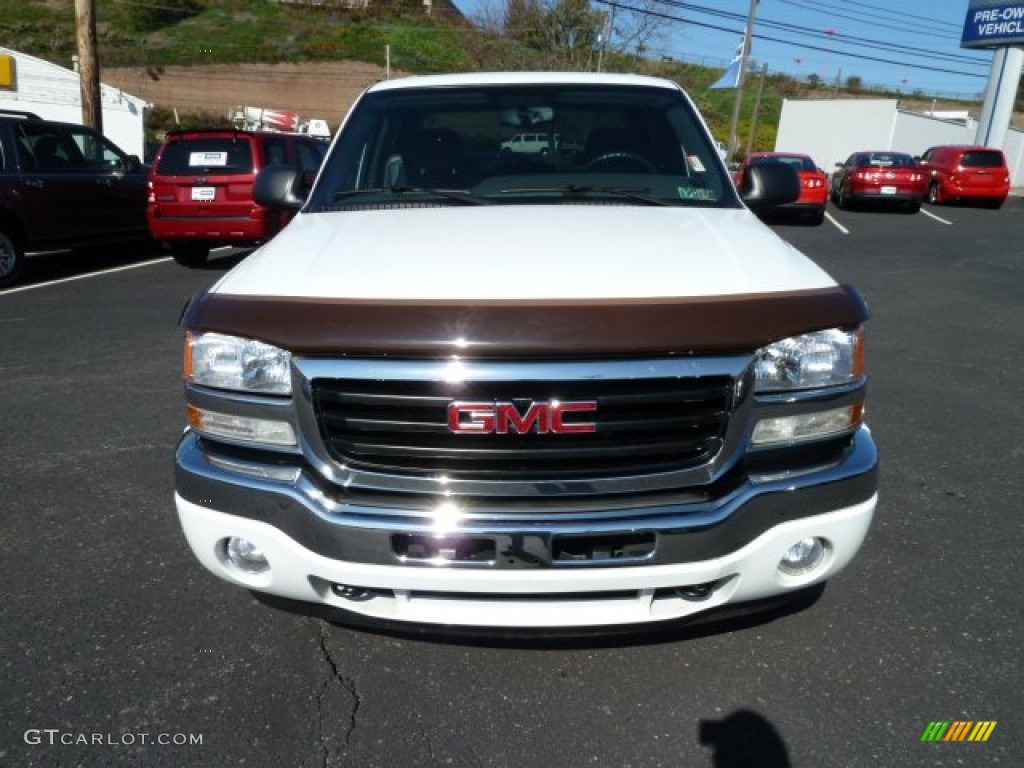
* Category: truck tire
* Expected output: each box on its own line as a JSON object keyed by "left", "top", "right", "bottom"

{"left": 0, "top": 226, "right": 25, "bottom": 289}
{"left": 171, "top": 243, "right": 210, "bottom": 268}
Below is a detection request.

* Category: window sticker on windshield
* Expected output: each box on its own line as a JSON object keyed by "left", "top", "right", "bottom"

{"left": 687, "top": 155, "right": 706, "bottom": 173}
{"left": 189, "top": 151, "right": 228, "bottom": 167}
{"left": 678, "top": 186, "right": 716, "bottom": 201}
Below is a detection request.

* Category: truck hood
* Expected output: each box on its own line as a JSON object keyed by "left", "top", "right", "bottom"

{"left": 213, "top": 205, "right": 834, "bottom": 300}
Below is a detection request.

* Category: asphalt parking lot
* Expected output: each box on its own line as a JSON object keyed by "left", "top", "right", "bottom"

{"left": 1, "top": 200, "right": 1021, "bottom": 767}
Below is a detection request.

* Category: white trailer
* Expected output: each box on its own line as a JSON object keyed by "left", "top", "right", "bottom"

{"left": 0, "top": 46, "right": 148, "bottom": 158}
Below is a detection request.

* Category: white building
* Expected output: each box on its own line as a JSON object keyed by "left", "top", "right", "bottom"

{"left": 775, "top": 99, "right": 1024, "bottom": 187}
{"left": 0, "top": 46, "right": 149, "bottom": 157}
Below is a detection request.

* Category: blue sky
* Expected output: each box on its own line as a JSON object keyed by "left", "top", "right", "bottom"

{"left": 450, "top": 0, "right": 996, "bottom": 98}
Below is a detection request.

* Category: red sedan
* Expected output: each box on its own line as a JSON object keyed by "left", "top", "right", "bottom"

{"left": 830, "top": 151, "right": 927, "bottom": 213}
{"left": 735, "top": 152, "right": 828, "bottom": 224}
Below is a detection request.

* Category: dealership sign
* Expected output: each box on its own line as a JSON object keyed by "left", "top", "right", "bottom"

{"left": 962, "top": 0, "right": 1024, "bottom": 47}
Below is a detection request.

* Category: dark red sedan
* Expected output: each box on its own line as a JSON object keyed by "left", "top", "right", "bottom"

{"left": 734, "top": 152, "right": 828, "bottom": 224}
{"left": 830, "top": 151, "right": 927, "bottom": 213}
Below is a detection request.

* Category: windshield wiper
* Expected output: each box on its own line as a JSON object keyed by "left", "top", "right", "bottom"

{"left": 332, "top": 186, "right": 488, "bottom": 205}
{"left": 499, "top": 184, "right": 673, "bottom": 206}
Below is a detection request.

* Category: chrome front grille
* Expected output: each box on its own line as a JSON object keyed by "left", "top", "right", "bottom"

{"left": 308, "top": 360, "right": 739, "bottom": 480}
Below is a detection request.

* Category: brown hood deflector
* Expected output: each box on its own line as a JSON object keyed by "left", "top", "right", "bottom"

{"left": 181, "top": 287, "right": 869, "bottom": 357}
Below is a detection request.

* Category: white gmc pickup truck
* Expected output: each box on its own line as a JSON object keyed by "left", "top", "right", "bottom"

{"left": 175, "top": 72, "right": 877, "bottom": 631}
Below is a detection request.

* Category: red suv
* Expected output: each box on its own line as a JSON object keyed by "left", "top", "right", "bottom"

{"left": 147, "top": 130, "right": 327, "bottom": 266}
{"left": 918, "top": 145, "right": 1010, "bottom": 208}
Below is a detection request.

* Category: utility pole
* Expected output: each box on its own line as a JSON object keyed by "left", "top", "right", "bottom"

{"left": 745, "top": 63, "right": 768, "bottom": 158}
{"left": 726, "top": 0, "right": 759, "bottom": 163}
{"left": 75, "top": 0, "right": 102, "bottom": 133}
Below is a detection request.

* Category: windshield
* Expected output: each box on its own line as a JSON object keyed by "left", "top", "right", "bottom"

{"left": 961, "top": 150, "right": 1003, "bottom": 168}
{"left": 751, "top": 154, "right": 816, "bottom": 172}
{"left": 157, "top": 136, "right": 255, "bottom": 175}
{"left": 307, "top": 83, "right": 738, "bottom": 210}
{"left": 858, "top": 153, "right": 916, "bottom": 168}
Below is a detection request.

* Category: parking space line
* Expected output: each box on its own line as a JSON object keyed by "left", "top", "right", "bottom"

{"left": 825, "top": 211, "right": 849, "bottom": 234}
{"left": 0, "top": 256, "right": 173, "bottom": 296}
{"left": 920, "top": 208, "right": 954, "bottom": 225}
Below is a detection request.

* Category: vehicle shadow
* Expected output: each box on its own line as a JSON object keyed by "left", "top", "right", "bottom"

{"left": 925, "top": 198, "right": 1008, "bottom": 210}
{"left": 828, "top": 201, "right": 920, "bottom": 215}
{"left": 8, "top": 239, "right": 167, "bottom": 290}
{"left": 699, "top": 709, "right": 792, "bottom": 768}
{"left": 253, "top": 582, "right": 826, "bottom": 650}
{"left": 198, "top": 248, "right": 252, "bottom": 271}
{"left": 755, "top": 210, "right": 824, "bottom": 227}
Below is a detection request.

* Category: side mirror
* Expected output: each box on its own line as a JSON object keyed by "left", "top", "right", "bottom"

{"left": 124, "top": 154, "right": 142, "bottom": 173}
{"left": 253, "top": 165, "right": 306, "bottom": 211}
{"left": 739, "top": 163, "right": 800, "bottom": 211}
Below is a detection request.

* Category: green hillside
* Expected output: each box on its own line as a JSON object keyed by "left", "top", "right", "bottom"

{"left": 0, "top": 0, "right": 974, "bottom": 154}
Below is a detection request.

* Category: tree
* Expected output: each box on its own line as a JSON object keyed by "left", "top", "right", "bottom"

{"left": 503, "top": 0, "right": 547, "bottom": 47}
{"left": 602, "top": 0, "right": 671, "bottom": 63}
{"left": 478, "top": 0, "right": 672, "bottom": 70}
{"left": 846, "top": 74, "right": 863, "bottom": 93}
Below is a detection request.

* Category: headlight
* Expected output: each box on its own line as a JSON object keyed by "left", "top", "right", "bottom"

{"left": 185, "top": 331, "right": 292, "bottom": 394}
{"left": 754, "top": 328, "right": 863, "bottom": 392}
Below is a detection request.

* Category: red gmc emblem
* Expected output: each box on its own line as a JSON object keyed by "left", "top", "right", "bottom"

{"left": 447, "top": 400, "right": 597, "bottom": 435}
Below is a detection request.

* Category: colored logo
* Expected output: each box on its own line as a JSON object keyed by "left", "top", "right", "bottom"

{"left": 447, "top": 400, "right": 597, "bottom": 435}
{"left": 921, "top": 721, "right": 997, "bottom": 742}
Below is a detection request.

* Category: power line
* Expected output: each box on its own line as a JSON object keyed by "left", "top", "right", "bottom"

{"left": 597, "top": 1, "right": 988, "bottom": 80}
{"left": 840, "top": 0, "right": 963, "bottom": 31}
{"left": 657, "top": 0, "right": 988, "bottom": 67}
{"left": 777, "top": 0, "right": 963, "bottom": 39}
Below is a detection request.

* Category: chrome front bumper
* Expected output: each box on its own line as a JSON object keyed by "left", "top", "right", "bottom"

{"left": 173, "top": 427, "right": 878, "bottom": 628}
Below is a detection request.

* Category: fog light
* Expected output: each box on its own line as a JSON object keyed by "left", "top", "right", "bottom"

{"left": 187, "top": 405, "right": 296, "bottom": 447}
{"left": 674, "top": 582, "right": 717, "bottom": 601}
{"left": 779, "top": 537, "right": 826, "bottom": 576}
{"left": 331, "top": 583, "right": 374, "bottom": 602}
{"left": 225, "top": 536, "right": 270, "bottom": 574}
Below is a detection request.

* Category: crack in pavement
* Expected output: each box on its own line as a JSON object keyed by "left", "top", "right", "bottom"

{"left": 316, "top": 620, "right": 362, "bottom": 767}
{"left": 418, "top": 724, "right": 436, "bottom": 762}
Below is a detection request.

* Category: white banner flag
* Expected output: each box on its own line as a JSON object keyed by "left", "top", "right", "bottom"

{"left": 710, "top": 36, "right": 746, "bottom": 90}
